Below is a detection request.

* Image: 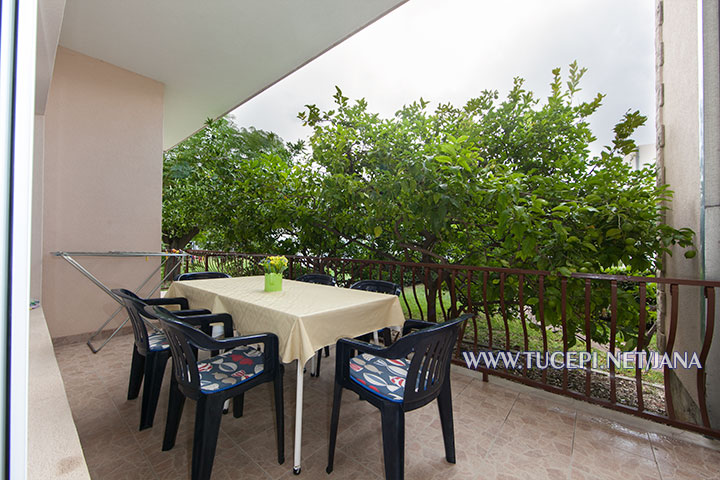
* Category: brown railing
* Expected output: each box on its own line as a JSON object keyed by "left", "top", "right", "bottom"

{"left": 181, "top": 250, "right": 720, "bottom": 438}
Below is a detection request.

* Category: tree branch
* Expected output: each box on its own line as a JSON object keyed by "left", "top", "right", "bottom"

{"left": 309, "top": 220, "right": 399, "bottom": 261}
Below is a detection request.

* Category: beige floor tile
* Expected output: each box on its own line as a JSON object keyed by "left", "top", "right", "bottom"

{"left": 573, "top": 413, "right": 654, "bottom": 460}
{"left": 86, "top": 455, "right": 157, "bottom": 480}
{"left": 570, "top": 441, "right": 661, "bottom": 480}
{"left": 335, "top": 413, "right": 385, "bottom": 477}
{"left": 405, "top": 426, "right": 485, "bottom": 480}
{"left": 448, "top": 370, "right": 474, "bottom": 397}
{"left": 649, "top": 433, "right": 720, "bottom": 480}
{"left": 459, "top": 378, "right": 519, "bottom": 408}
{"left": 204, "top": 433, "right": 271, "bottom": 480}
{"left": 451, "top": 394, "right": 511, "bottom": 434}
{"left": 479, "top": 439, "right": 572, "bottom": 480}
{"left": 280, "top": 446, "right": 380, "bottom": 480}
{"left": 494, "top": 394, "right": 576, "bottom": 457}
{"left": 237, "top": 418, "right": 326, "bottom": 478}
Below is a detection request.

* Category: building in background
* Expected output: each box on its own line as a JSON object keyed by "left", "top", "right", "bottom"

{"left": 625, "top": 143, "right": 657, "bottom": 170}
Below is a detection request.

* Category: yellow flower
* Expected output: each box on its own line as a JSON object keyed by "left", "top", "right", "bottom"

{"left": 262, "top": 255, "right": 288, "bottom": 274}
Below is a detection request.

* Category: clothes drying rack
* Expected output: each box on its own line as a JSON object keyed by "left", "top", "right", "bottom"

{"left": 52, "top": 251, "right": 189, "bottom": 353}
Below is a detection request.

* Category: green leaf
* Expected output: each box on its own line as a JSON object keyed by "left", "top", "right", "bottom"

{"left": 439, "top": 144, "right": 457, "bottom": 156}
{"left": 557, "top": 267, "right": 572, "bottom": 277}
{"left": 582, "top": 242, "right": 598, "bottom": 252}
{"left": 521, "top": 236, "right": 536, "bottom": 257}
{"left": 458, "top": 157, "right": 472, "bottom": 172}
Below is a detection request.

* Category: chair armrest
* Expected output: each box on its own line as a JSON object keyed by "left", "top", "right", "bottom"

{"left": 402, "top": 319, "right": 436, "bottom": 336}
{"left": 179, "top": 313, "right": 234, "bottom": 339}
{"left": 194, "top": 332, "right": 274, "bottom": 351}
{"left": 145, "top": 296, "right": 190, "bottom": 310}
{"left": 336, "top": 337, "right": 386, "bottom": 357}
{"left": 175, "top": 309, "right": 212, "bottom": 316}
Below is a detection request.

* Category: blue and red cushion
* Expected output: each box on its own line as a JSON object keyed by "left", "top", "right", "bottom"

{"left": 197, "top": 346, "right": 264, "bottom": 393}
{"left": 147, "top": 331, "right": 169, "bottom": 351}
{"left": 349, "top": 353, "right": 409, "bottom": 402}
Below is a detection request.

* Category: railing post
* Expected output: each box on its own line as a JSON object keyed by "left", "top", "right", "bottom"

{"left": 636, "top": 283, "right": 647, "bottom": 413}
{"left": 584, "top": 279, "right": 592, "bottom": 398}
{"left": 499, "top": 272, "right": 509, "bottom": 350}
{"left": 609, "top": 280, "right": 618, "bottom": 404}
{"left": 698, "top": 286, "right": 715, "bottom": 427}
{"left": 663, "top": 284, "right": 679, "bottom": 420}
{"left": 538, "top": 275, "right": 547, "bottom": 384}
{"left": 560, "top": 276, "right": 568, "bottom": 392}
{"left": 518, "top": 275, "right": 528, "bottom": 377}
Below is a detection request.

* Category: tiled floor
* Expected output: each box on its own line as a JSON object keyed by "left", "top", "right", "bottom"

{"left": 54, "top": 333, "right": 720, "bottom": 480}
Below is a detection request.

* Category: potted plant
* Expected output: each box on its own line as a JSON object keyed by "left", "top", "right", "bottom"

{"left": 261, "top": 255, "right": 288, "bottom": 292}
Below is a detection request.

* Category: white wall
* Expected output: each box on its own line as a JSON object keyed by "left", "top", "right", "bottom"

{"left": 42, "top": 47, "right": 164, "bottom": 338}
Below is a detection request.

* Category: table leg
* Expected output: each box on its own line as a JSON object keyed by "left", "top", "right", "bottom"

{"left": 293, "top": 360, "right": 304, "bottom": 475}
{"left": 373, "top": 331, "right": 379, "bottom": 344}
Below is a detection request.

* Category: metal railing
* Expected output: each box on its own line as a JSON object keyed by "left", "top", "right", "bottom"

{"left": 180, "top": 250, "right": 720, "bottom": 438}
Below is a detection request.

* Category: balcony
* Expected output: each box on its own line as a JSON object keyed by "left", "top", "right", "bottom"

{"left": 55, "top": 331, "right": 720, "bottom": 480}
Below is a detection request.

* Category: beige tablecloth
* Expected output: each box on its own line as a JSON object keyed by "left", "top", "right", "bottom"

{"left": 166, "top": 276, "right": 405, "bottom": 365}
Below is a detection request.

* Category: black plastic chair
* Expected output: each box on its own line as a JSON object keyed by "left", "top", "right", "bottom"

{"left": 350, "top": 279, "right": 402, "bottom": 297}
{"left": 327, "top": 314, "right": 470, "bottom": 480}
{"left": 113, "top": 288, "right": 234, "bottom": 431}
{"left": 350, "top": 279, "right": 403, "bottom": 344}
{"left": 150, "top": 306, "right": 284, "bottom": 480}
{"left": 174, "top": 271, "right": 231, "bottom": 281}
{"left": 295, "top": 273, "right": 337, "bottom": 286}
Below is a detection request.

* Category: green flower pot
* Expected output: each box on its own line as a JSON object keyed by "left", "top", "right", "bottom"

{"left": 264, "top": 272, "right": 283, "bottom": 292}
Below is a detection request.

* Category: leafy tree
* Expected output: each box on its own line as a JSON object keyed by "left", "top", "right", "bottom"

{"left": 162, "top": 117, "right": 300, "bottom": 255}
{"left": 297, "top": 63, "right": 695, "bottom": 344}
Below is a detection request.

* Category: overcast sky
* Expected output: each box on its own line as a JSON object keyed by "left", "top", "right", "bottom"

{"left": 231, "top": 0, "right": 655, "bottom": 155}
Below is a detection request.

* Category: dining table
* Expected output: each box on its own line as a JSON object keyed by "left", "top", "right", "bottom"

{"left": 165, "top": 275, "right": 406, "bottom": 474}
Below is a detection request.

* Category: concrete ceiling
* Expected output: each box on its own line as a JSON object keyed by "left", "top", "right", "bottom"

{"left": 58, "top": 0, "right": 409, "bottom": 149}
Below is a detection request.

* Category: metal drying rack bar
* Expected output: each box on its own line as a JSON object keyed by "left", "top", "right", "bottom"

{"left": 52, "top": 251, "right": 189, "bottom": 353}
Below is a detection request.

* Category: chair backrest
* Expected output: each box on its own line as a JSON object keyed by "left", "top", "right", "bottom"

{"left": 350, "top": 279, "right": 401, "bottom": 296}
{"left": 295, "top": 273, "right": 337, "bottom": 286}
{"left": 174, "top": 271, "right": 230, "bottom": 281}
{"left": 149, "top": 306, "right": 205, "bottom": 395}
{"left": 112, "top": 288, "right": 156, "bottom": 354}
{"left": 398, "top": 316, "right": 466, "bottom": 408}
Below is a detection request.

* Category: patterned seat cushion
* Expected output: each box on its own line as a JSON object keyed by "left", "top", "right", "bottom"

{"left": 197, "top": 346, "right": 264, "bottom": 393}
{"left": 349, "top": 353, "right": 409, "bottom": 402}
{"left": 147, "top": 331, "right": 169, "bottom": 351}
